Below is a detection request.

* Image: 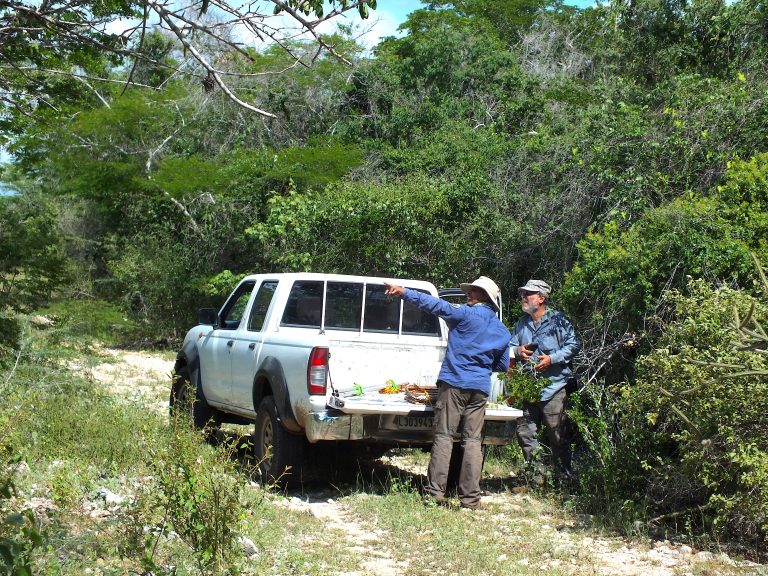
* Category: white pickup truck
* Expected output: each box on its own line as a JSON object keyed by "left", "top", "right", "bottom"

{"left": 170, "top": 273, "right": 521, "bottom": 484}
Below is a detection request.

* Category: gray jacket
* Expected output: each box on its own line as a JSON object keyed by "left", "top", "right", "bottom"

{"left": 509, "top": 309, "right": 580, "bottom": 401}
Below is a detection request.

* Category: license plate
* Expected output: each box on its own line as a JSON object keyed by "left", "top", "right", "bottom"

{"left": 395, "top": 415, "right": 434, "bottom": 430}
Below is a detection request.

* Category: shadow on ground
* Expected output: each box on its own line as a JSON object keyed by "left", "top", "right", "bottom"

{"left": 217, "top": 431, "right": 525, "bottom": 499}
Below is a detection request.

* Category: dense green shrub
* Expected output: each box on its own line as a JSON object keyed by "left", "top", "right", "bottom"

{"left": 248, "top": 174, "right": 527, "bottom": 287}
{"left": 562, "top": 152, "right": 768, "bottom": 346}
{"left": 578, "top": 279, "right": 767, "bottom": 550}
{"left": 0, "top": 455, "right": 44, "bottom": 576}
{"left": 0, "top": 195, "right": 70, "bottom": 312}
{"left": 0, "top": 314, "right": 21, "bottom": 364}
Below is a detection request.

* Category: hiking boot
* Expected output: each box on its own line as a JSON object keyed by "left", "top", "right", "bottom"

{"left": 459, "top": 500, "right": 482, "bottom": 511}
{"left": 422, "top": 494, "right": 449, "bottom": 508}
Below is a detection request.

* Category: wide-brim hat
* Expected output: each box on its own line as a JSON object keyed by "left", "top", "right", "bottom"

{"left": 460, "top": 276, "right": 500, "bottom": 311}
{"left": 518, "top": 279, "right": 551, "bottom": 296}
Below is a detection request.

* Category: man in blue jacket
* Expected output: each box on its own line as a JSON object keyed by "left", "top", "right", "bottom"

{"left": 510, "top": 279, "right": 580, "bottom": 485}
{"left": 385, "top": 276, "right": 510, "bottom": 509}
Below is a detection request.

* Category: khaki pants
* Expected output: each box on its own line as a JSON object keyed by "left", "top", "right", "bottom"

{"left": 427, "top": 382, "right": 487, "bottom": 507}
{"left": 516, "top": 388, "right": 573, "bottom": 478}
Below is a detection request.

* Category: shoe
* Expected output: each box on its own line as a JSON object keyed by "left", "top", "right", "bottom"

{"left": 459, "top": 500, "right": 481, "bottom": 511}
{"left": 422, "top": 494, "right": 449, "bottom": 507}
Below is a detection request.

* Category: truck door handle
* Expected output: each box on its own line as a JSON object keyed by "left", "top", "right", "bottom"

{"left": 248, "top": 343, "right": 256, "bottom": 350}
{"left": 227, "top": 340, "right": 234, "bottom": 347}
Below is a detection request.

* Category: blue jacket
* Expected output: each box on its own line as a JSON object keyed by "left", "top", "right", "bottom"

{"left": 403, "top": 289, "right": 511, "bottom": 395}
{"left": 510, "top": 309, "right": 580, "bottom": 401}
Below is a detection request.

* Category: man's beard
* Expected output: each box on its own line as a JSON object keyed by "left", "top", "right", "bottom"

{"left": 522, "top": 300, "right": 540, "bottom": 316}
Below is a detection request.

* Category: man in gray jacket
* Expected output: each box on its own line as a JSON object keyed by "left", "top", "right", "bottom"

{"left": 509, "top": 279, "right": 580, "bottom": 485}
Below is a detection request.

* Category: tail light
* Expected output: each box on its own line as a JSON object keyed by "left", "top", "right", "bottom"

{"left": 307, "top": 347, "right": 329, "bottom": 395}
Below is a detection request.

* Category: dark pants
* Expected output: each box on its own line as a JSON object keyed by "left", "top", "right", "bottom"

{"left": 427, "top": 382, "right": 487, "bottom": 507}
{"left": 516, "top": 388, "right": 572, "bottom": 478}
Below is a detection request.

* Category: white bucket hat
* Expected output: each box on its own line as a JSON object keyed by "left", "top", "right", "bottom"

{"left": 460, "top": 276, "right": 501, "bottom": 311}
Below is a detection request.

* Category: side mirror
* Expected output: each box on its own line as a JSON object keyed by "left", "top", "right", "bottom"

{"left": 198, "top": 308, "right": 219, "bottom": 326}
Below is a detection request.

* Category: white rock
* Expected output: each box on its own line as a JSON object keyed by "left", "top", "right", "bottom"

{"left": 30, "top": 315, "right": 55, "bottom": 327}
{"left": 97, "top": 487, "right": 126, "bottom": 506}
{"left": 238, "top": 536, "right": 259, "bottom": 557}
{"left": 679, "top": 545, "right": 693, "bottom": 554}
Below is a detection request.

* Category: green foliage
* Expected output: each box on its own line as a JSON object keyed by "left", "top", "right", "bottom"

{"left": 0, "top": 457, "right": 44, "bottom": 576}
{"left": 248, "top": 173, "right": 526, "bottom": 286}
{"left": 246, "top": 182, "right": 318, "bottom": 271}
{"left": 36, "top": 299, "right": 137, "bottom": 346}
{"left": 0, "top": 314, "right": 22, "bottom": 364}
{"left": 221, "top": 140, "right": 363, "bottom": 197}
{"left": 499, "top": 363, "right": 543, "bottom": 405}
{"left": 606, "top": 279, "right": 768, "bottom": 548}
{"left": 204, "top": 270, "right": 245, "bottom": 298}
{"left": 273, "top": 0, "right": 378, "bottom": 19}
{"left": 0, "top": 195, "right": 70, "bottom": 311}
{"left": 140, "top": 424, "right": 248, "bottom": 574}
{"left": 562, "top": 151, "right": 768, "bottom": 342}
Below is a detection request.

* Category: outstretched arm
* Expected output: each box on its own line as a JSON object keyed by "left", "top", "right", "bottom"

{"left": 383, "top": 281, "right": 466, "bottom": 324}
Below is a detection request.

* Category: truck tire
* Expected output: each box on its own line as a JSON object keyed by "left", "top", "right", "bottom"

{"left": 170, "top": 366, "right": 217, "bottom": 433}
{"left": 254, "top": 396, "right": 304, "bottom": 486}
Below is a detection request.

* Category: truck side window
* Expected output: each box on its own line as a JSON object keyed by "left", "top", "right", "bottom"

{"left": 247, "top": 280, "right": 278, "bottom": 332}
{"left": 281, "top": 280, "right": 323, "bottom": 328}
{"left": 325, "top": 282, "right": 363, "bottom": 330}
{"left": 402, "top": 289, "right": 440, "bottom": 336}
{"left": 363, "top": 285, "right": 399, "bottom": 333}
{"left": 220, "top": 281, "right": 256, "bottom": 330}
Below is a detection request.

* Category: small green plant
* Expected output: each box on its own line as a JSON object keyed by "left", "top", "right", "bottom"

{"left": 499, "top": 363, "right": 542, "bottom": 406}
{"left": 138, "top": 418, "right": 249, "bottom": 574}
{"left": 0, "top": 456, "right": 45, "bottom": 576}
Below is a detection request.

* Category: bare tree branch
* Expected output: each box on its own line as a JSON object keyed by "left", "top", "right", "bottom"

{"left": 1, "top": 0, "right": 376, "bottom": 121}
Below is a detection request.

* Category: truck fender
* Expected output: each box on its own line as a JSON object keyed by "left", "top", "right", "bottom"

{"left": 253, "top": 356, "right": 301, "bottom": 433}
{"left": 174, "top": 339, "right": 207, "bottom": 403}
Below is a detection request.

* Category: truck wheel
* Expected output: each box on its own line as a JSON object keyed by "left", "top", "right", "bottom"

{"left": 170, "top": 367, "right": 217, "bottom": 432}
{"left": 254, "top": 396, "right": 304, "bottom": 486}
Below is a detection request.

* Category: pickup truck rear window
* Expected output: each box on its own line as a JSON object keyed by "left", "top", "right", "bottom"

{"left": 280, "top": 280, "right": 439, "bottom": 336}
{"left": 363, "top": 285, "right": 439, "bottom": 336}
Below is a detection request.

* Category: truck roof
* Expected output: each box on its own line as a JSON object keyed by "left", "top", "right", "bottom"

{"left": 239, "top": 272, "right": 438, "bottom": 293}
